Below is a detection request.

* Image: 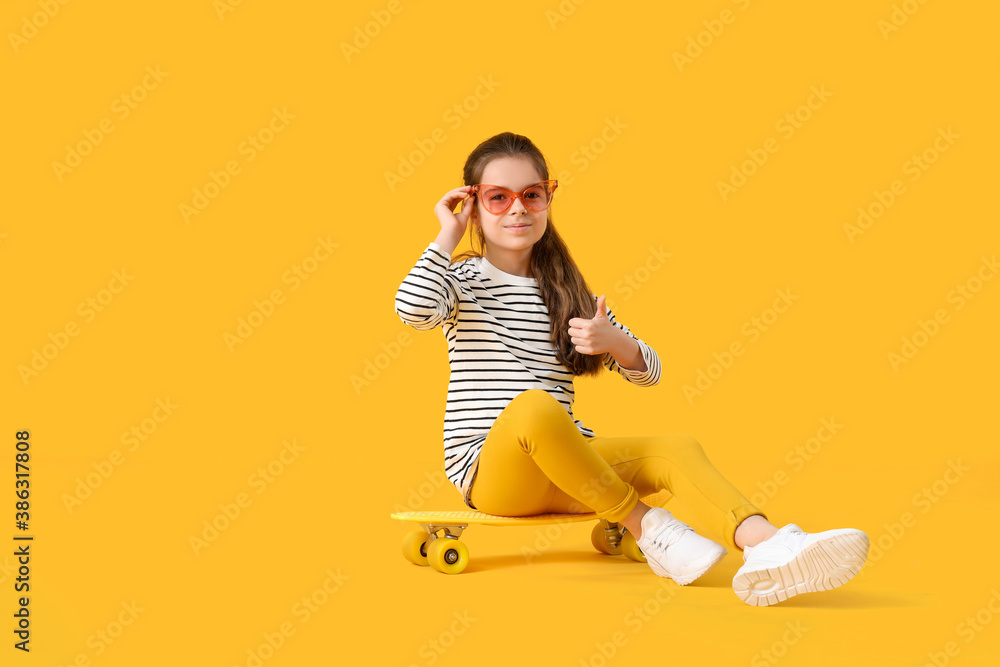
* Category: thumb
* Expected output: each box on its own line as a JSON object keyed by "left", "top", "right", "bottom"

{"left": 593, "top": 294, "right": 607, "bottom": 319}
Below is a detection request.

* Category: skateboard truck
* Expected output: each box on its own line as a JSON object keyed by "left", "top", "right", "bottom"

{"left": 600, "top": 518, "right": 623, "bottom": 550}
{"left": 421, "top": 522, "right": 468, "bottom": 541}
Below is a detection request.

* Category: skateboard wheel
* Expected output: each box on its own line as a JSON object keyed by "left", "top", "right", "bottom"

{"left": 426, "top": 537, "right": 469, "bottom": 574}
{"left": 402, "top": 530, "right": 430, "bottom": 566}
{"left": 590, "top": 523, "right": 623, "bottom": 556}
{"left": 620, "top": 530, "right": 647, "bottom": 563}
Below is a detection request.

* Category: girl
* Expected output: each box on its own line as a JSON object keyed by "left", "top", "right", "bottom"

{"left": 393, "top": 131, "right": 869, "bottom": 606}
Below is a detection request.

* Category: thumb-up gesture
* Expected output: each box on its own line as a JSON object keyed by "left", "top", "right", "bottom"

{"left": 568, "top": 295, "right": 617, "bottom": 356}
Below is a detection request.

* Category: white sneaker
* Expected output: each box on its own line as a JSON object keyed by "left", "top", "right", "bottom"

{"left": 732, "top": 523, "right": 869, "bottom": 606}
{"left": 635, "top": 508, "right": 727, "bottom": 585}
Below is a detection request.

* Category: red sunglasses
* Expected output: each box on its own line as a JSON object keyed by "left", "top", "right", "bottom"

{"left": 470, "top": 180, "right": 558, "bottom": 215}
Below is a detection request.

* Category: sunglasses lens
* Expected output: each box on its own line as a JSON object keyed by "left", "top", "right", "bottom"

{"left": 522, "top": 183, "right": 552, "bottom": 211}
{"left": 481, "top": 187, "right": 512, "bottom": 214}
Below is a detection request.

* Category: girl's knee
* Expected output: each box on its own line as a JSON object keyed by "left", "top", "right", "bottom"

{"left": 493, "top": 389, "right": 572, "bottom": 449}
{"left": 680, "top": 435, "right": 705, "bottom": 455}
{"left": 507, "top": 388, "right": 563, "bottom": 417}
{"left": 515, "top": 388, "right": 558, "bottom": 405}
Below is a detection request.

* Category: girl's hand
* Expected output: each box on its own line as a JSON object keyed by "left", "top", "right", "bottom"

{"left": 434, "top": 186, "right": 476, "bottom": 245}
{"left": 567, "top": 295, "right": 618, "bottom": 356}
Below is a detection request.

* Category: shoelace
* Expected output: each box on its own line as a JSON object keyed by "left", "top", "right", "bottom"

{"left": 647, "top": 520, "right": 691, "bottom": 553}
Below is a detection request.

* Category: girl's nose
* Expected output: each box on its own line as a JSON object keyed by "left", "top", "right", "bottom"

{"left": 509, "top": 197, "right": 528, "bottom": 214}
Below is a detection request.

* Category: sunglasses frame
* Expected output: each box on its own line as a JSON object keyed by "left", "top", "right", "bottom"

{"left": 470, "top": 179, "right": 559, "bottom": 215}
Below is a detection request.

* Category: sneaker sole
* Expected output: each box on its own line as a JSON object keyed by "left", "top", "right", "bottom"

{"left": 732, "top": 531, "right": 869, "bottom": 606}
{"left": 647, "top": 545, "right": 727, "bottom": 586}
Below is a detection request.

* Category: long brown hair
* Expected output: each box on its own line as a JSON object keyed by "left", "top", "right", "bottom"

{"left": 451, "top": 131, "right": 604, "bottom": 377}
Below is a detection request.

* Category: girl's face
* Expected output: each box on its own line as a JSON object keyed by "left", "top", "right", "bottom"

{"left": 472, "top": 156, "right": 548, "bottom": 255}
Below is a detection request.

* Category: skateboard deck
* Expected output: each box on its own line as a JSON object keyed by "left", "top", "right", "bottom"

{"left": 391, "top": 508, "right": 649, "bottom": 574}
{"left": 392, "top": 509, "right": 599, "bottom": 526}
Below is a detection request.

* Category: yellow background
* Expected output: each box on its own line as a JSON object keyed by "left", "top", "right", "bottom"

{"left": 2, "top": 0, "right": 998, "bottom": 665}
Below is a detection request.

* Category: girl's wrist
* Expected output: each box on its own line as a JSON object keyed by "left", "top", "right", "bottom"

{"left": 432, "top": 230, "right": 462, "bottom": 255}
{"left": 610, "top": 331, "right": 646, "bottom": 372}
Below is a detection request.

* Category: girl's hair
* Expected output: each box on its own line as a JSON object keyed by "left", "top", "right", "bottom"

{"left": 451, "top": 131, "right": 604, "bottom": 378}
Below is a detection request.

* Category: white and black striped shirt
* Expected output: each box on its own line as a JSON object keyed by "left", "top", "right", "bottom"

{"left": 394, "top": 242, "right": 661, "bottom": 508}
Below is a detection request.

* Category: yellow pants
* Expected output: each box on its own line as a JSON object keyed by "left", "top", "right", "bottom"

{"left": 468, "top": 389, "right": 766, "bottom": 551}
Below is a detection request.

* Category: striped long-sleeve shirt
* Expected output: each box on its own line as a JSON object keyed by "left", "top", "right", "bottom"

{"left": 394, "top": 242, "right": 662, "bottom": 508}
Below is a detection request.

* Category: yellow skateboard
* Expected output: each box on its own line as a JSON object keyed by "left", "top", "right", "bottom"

{"left": 391, "top": 509, "right": 648, "bottom": 574}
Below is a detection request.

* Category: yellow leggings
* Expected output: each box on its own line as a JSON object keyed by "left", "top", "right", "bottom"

{"left": 468, "top": 389, "right": 766, "bottom": 551}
